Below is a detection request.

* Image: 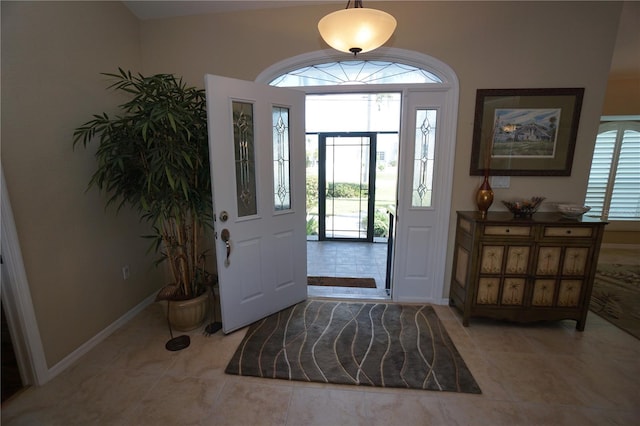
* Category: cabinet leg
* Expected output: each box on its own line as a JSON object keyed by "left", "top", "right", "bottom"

{"left": 462, "top": 317, "right": 470, "bottom": 327}
{"left": 576, "top": 320, "right": 585, "bottom": 331}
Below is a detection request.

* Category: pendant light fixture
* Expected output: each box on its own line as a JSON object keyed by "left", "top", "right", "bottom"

{"left": 318, "top": 0, "right": 397, "bottom": 56}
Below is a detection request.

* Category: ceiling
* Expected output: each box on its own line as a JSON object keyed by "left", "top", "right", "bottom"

{"left": 123, "top": 1, "right": 339, "bottom": 20}
{"left": 123, "top": 1, "right": 638, "bottom": 77}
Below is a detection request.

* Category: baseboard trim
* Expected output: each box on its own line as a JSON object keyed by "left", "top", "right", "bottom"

{"left": 46, "top": 292, "right": 157, "bottom": 382}
{"left": 393, "top": 296, "right": 444, "bottom": 304}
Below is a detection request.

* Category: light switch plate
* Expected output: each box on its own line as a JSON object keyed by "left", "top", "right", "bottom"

{"left": 490, "top": 176, "right": 510, "bottom": 188}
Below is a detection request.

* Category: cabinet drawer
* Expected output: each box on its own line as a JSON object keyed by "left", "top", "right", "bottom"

{"left": 484, "top": 226, "right": 531, "bottom": 236}
{"left": 543, "top": 227, "right": 592, "bottom": 238}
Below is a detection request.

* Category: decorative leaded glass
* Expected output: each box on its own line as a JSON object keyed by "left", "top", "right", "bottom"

{"left": 412, "top": 109, "right": 437, "bottom": 207}
{"left": 270, "top": 60, "right": 442, "bottom": 87}
{"left": 232, "top": 101, "right": 257, "bottom": 217}
{"left": 273, "top": 106, "right": 291, "bottom": 211}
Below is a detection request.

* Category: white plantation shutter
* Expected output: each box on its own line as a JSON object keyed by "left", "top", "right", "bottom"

{"left": 585, "top": 121, "right": 640, "bottom": 220}
{"left": 610, "top": 129, "right": 640, "bottom": 218}
{"left": 585, "top": 130, "right": 615, "bottom": 216}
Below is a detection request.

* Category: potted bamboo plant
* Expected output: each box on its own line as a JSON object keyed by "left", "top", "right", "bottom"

{"left": 73, "top": 69, "right": 214, "bottom": 331}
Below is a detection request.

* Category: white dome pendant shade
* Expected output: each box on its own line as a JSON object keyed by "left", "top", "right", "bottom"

{"left": 318, "top": 6, "right": 397, "bottom": 55}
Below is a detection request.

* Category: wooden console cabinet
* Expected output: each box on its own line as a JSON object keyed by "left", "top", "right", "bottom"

{"left": 449, "top": 211, "right": 607, "bottom": 330}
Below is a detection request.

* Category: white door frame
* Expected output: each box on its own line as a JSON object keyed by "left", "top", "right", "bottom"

{"left": 1, "top": 164, "right": 49, "bottom": 385}
{"left": 257, "top": 48, "right": 459, "bottom": 303}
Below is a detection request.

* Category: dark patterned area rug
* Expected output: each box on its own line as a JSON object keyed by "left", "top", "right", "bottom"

{"left": 590, "top": 263, "right": 640, "bottom": 339}
{"left": 225, "top": 300, "right": 481, "bottom": 393}
{"left": 307, "top": 276, "right": 376, "bottom": 288}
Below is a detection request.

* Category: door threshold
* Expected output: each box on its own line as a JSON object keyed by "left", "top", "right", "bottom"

{"left": 307, "top": 286, "right": 390, "bottom": 300}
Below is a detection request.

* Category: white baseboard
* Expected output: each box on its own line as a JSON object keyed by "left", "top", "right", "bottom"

{"left": 393, "top": 296, "right": 445, "bottom": 304}
{"left": 46, "top": 292, "right": 157, "bottom": 382}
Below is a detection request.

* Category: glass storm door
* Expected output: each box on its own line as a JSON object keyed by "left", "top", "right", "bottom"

{"left": 205, "top": 74, "right": 307, "bottom": 333}
{"left": 318, "top": 132, "right": 377, "bottom": 242}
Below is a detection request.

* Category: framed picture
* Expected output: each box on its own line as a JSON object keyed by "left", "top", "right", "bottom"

{"left": 470, "top": 88, "right": 584, "bottom": 176}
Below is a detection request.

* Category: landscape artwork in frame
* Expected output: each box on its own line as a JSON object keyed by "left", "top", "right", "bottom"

{"left": 470, "top": 88, "right": 584, "bottom": 176}
{"left": 492, "top": 108, "right": 561, "bottom": 157}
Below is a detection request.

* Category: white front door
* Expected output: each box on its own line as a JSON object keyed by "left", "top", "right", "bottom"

{"left": 392, "top": 88, "right": 457, "bottom": 303}
{"left": 205, "top": 75, "right": 307, "bottom": 333}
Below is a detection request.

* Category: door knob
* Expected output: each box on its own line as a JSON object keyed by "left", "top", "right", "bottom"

{"left": 221, "top": 229, "right": 231, "bottom": 267}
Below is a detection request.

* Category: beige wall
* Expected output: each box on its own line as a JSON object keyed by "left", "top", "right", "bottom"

{"left": 1, "top": 1, "right": 164, "bottom": 367}
{"left": 1, "top": 1, "right": 631, "bottom": 367}
{"left": 602, "top": 77, "right": 640, "bottom": 115}
{"left": 603, "top": 1, "right": 640, "bottom": 116}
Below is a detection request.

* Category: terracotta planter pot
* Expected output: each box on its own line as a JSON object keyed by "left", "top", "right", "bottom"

{"left": 167, "top": 291, "right": 209, "bottom": 331}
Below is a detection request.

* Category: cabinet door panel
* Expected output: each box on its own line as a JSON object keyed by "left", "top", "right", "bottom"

{"left": 562, "top": 247, "right": 589, "bottom": 275}
{"left": 536, "top": 247, "right": 561, "bottom": 275}
{"left": 480, "top": 246, "right": 504, "bottom": 274}
{"left": 557, "top": 280, "right": 583, "bottom": 307}
{"left": 501, "top": 278, "right": 526, "bottom": 305}
{"left": 532, "top": 279, "right": 556, "bottom": 306}
{"left": 477, "top": 278, "right": 500, "bottom": 304}
{"left": 505, "top": 246, "right": 530, "bottom": 274}
{"left": 455, "top": 246, "right": 470, "bottom": 288}
{"left": 459, "top": 218, "right": 472, "bottom": 234}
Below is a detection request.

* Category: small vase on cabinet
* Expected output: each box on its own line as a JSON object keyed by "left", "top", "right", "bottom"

{"left": 475, "top": 174, "right": 494, "bottom": 218}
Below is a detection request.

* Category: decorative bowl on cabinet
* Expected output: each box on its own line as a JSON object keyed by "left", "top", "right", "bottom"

{"left": 501, "top": 197, "right": 545, "bottom": 218}
{"left": 557, "top": 203, "right": 591, "bottom": 218}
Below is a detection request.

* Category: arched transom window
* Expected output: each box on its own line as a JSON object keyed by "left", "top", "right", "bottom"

{"left": 269, "top": 60, "right": 443, "bottom": 87}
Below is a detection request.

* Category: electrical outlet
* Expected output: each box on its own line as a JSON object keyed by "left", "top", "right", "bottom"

{"left": 122, "top": 265, "right": 130, "bottom": 280}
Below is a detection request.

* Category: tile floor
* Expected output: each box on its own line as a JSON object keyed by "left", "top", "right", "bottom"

{"left": 2, "top": 245, "right": 640, "bottom": 425}
{"left": 307, "top": 241, "right": 390, "bottom": 299}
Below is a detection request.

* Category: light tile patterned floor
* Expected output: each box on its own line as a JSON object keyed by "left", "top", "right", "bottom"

{"left": 2, "top": 246, "right": 639, "bottom": 425}
{"left": 307, "top": 240, "right": 390, "bottom": 299}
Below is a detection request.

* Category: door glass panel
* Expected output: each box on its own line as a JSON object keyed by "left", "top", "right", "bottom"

{"left": 306, "top": 134, "right": 319, "bottom": 236}
{"left": 232, "top": 101, "right": 257, "bottom": 217}
{"left": 412, "top": 109, "right": 437, "bottom": 207}
{"left": 270, "top": 60, "right": 443, "bottom": 87}
{"left": 374, "top": 133, "right": 399, "bottom": 239}
{"left": 273, "top": 106, "right": 291, "bottom": 211}
{"left": 306, "top": 93, "right": 401, "bottom": 133}
{"left": 324, "top": 135, "right": 371, "bottom": 239}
